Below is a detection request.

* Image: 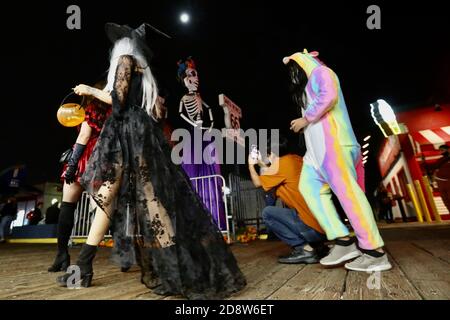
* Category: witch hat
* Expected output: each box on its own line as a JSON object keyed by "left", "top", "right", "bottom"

{"left": 104, "top": 22, "right": 171, "bottom": 63}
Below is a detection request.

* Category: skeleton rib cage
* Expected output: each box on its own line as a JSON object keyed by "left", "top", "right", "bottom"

{"left": 181, "top": 93, "right": 203, "bottom": 122}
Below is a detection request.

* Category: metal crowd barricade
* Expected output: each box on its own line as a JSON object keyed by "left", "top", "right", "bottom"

{"left": 71, "top": 174, "right": 232, "bottom": 244}
{"left": 70, "top": 192, "right": 112, "bottom": 242}
{"left": 189, "top": 174, "right": 232, "bottom": 243}
{"left": 228, "top": 173, "right": 267, "bottom": 233}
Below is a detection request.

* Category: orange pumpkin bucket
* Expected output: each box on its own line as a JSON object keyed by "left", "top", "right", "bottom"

{"left": 57, "top": 92, "right": 86, "bottom": 127}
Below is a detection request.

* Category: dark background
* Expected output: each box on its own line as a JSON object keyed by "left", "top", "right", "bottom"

{"left": 0, "top": 0, "right": 449, "bottom": 193}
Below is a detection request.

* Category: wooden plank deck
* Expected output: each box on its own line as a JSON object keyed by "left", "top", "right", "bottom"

{"left": 0, "top": 223, "right": 449, "bottom": 300}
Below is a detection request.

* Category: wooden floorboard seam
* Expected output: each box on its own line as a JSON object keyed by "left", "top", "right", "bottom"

{"left": 338, "top": 270, "right": 350, "bottom": 300}
{"left": 263, "top": 266, "right": 305, "bottom": 300}
{"left": 383, "top": 245, "right": 425, "bottom": 300}
{"left": 410, "top": 242, "right": 450, "bottom": 266}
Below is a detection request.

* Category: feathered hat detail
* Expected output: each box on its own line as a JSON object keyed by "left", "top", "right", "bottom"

{"left": 177, "top": 56, "right": 196, "bottom": 82}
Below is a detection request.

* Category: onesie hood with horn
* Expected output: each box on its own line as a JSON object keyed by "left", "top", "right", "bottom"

{"left": 283, "top": 49, "right": 323, "bottom": 78}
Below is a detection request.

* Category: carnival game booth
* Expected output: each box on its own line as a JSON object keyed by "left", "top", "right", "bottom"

{"left": 6, "top": 182, "right": 63, "bottom": 243}
{"left": 377, "top": 104, "right": 450, "bottom": 222}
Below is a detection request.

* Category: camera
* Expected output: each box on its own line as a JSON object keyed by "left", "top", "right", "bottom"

{"left": 250, "top": 144, "right": 260, "bottom": 161}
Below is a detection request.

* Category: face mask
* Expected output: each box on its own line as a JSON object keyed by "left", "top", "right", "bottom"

{"left": 183, "top": 68, "right": 199, "bottom": 92}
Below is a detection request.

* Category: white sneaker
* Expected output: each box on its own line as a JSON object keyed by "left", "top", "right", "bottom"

{"left": 320, "top": 243, "right": 362, "bottom": 266}
{"left": 345, "top": 253, "right": 392, "bottom": 272}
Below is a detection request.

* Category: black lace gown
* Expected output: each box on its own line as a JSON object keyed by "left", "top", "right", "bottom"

{"left": 80, "top": 55, "right": 246, "bottom": 299}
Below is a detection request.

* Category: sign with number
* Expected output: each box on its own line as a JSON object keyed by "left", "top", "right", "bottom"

{"left": 219, "top": 94, "right": 244, "bottom": 146}
{"left": 219, "top": 94, "right": 241, "bottom": 129}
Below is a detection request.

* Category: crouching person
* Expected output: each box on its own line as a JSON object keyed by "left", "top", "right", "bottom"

{"left": 248, "top": 135, "right": 328, "bottom": 264}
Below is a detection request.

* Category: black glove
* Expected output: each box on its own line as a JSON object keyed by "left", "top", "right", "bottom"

{"left": 65, "top": 143, "right": 86, "bottom": 184}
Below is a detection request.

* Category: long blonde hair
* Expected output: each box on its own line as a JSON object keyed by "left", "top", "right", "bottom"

{"left": 105, "top": 37, "right": 158, "bottom": 117}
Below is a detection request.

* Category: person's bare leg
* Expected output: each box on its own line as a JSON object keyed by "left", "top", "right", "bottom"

{"left": 62, "top": 181, "right": 83, "bottom": 203}
{"left": 139, "top": 168, "right": 174, "bottom": 291}
{"left": 139, "top": 158, "right": 175, "bottom": 248}
{"left": 56, "top": 175, "right": 122, "bottom": 287}
{"left": 86, "top": 179, "right": 121, "bottom": 246}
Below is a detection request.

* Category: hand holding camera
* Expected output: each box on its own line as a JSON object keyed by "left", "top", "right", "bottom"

{"left": 248, "top": 145, "right": 262, "bottom": 165}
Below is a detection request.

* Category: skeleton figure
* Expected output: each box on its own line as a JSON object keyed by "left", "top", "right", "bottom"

{"left": 177, "top": 57, "right": 214, "bottom": 130}
{"left": 176, "top": 57, "right": 226, "bottom": 231}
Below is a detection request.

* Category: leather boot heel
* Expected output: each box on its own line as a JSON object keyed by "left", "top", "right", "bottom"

{"left": 56, "top": 273, "right": 70, "bottom": 287}
{"left": 60, "top": 259, "right": 70, "bottom": 272}
{"left": 48, "top": 253, "right": 70, "bottom": 272}
{"left": 80, "top": 273, "right": 93, "bottom": 288}
{"left": 56, "top": 271, "right": 93, "bottom": 288}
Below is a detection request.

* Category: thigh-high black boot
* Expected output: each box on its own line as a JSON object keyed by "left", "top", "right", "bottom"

{"left": 48, "top": 202, "right": 76, "bottom": 272}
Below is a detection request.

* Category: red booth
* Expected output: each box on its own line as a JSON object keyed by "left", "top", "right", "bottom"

{"left": 377, "top": 104, "right": 450, "bottom": 221}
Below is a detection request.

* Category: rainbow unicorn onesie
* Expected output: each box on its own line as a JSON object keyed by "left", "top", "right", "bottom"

{"left": 283, "top": 50, "right": 384, "bottom": 250}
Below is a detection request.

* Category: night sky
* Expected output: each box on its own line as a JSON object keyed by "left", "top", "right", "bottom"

{"left": 1, "top": 0, "right": 449, "bottom": 193}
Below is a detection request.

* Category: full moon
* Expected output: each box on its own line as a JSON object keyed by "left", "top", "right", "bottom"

{"left": 180, "top": 13, "right": 190, "bottom": 23}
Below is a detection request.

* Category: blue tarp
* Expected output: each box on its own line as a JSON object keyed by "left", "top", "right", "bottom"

{"left": 11, "top": 224, "right": 58, "bottom": 238}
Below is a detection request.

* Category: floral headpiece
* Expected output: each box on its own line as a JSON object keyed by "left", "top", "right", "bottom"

{"left": 177, "top": 57, "right": 196, "bottom": 82}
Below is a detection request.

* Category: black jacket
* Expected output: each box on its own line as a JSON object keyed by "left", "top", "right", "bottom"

{"left": 0, "top": 203, "right": 17, "bottom": 218}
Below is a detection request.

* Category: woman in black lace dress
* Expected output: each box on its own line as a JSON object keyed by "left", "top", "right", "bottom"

{"left": 56, "top": 23, "right": 246, "bottom": 299}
